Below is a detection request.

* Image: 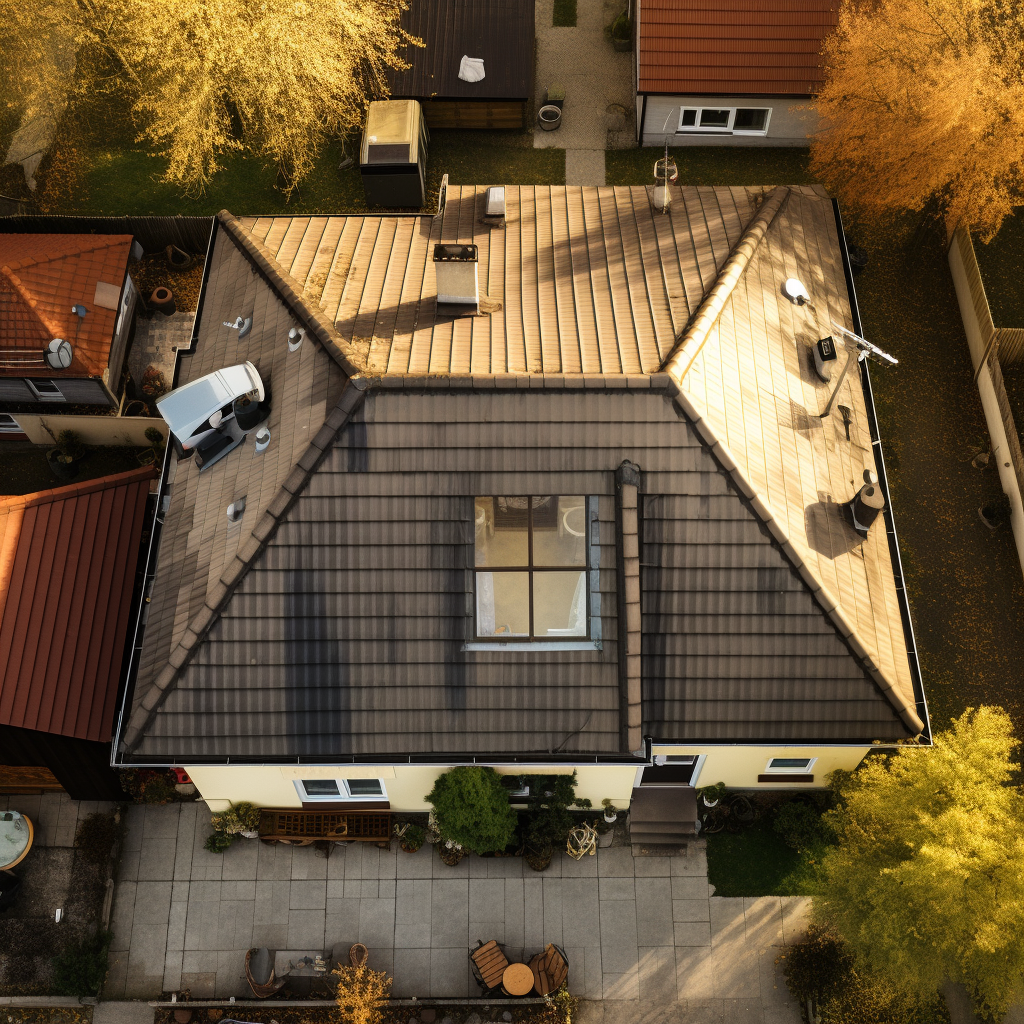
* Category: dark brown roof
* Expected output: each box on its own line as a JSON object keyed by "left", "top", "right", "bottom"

{"left": 0, "top": 467, "right": 155, "bottom": 743}
{"left": 386, "top": 0, "right": 534, "bottom": 101}
{"left": 636, "top": 0, "right": 838, "bottom": 96}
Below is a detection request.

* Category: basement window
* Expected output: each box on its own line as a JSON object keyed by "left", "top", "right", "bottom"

{"left": 764, "top": 757, "right": 816, "bottom": 774}
{"left": 27, "top": 379, "right": 66, "bottom": 402}
{"left": 678, "top": 107, "right": 771, "bottom": 136}
{"left": 0, "top": 414, "right": 23, "bottom": 433}
{"left": 468, "top": 496, "right": 601, "bottom": 650}
{"left": 295, "top": 778, "right": 387, "bottom": 801}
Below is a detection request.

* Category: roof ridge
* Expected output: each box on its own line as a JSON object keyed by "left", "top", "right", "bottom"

{"left": 661, "top": 185, "right": 790, "bottom": 379}
{"left": 667, "top": 380, "right": 925, "bottom": 737}
{"left": 0, "top": 465, "right": 157, "bottom": 514}
{"left": 216, "top": 211, "right": 367, "bottom": 379}
{"left": 121, "top": 381, "right": 368, "bottom": 753}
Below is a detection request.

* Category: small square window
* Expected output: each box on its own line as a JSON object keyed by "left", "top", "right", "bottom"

{"left": 765, "top": 757, "right": 815, "bottom": 773}
{"left": 733, "top": 108, "right": 770, "bottom": 133}
{"left": 345, "top": 779, "right": 385, "bottom": 798}
{"left": 699, "top": 109, "right": 730, "bottom": 128}
{"left": 679, "top": 108, "right": 697, "bottom": 128}
{"left": 474, "top": 496, "right": 590, "bottom": 641}
{"left": 296, "top": 778, "right": 387, "bottom": 801}
{"left": 27, "top": 379, "right": 65, "bottom": 402}
{"left": 0, "top": 414, "right": 22, "bottom": 433}
{"left": 300, "top": 779, "right": 341, "bottom": 797}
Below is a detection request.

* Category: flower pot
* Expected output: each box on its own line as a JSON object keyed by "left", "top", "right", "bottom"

{"left": 137, "top": 448, "right": 157, "bottom": 466}
{"left": 612, "top": 36, "right": 631, "bottom": 51}
{"left": 525, "top": 847, "right": 553, "bottom": 871}
{"left": 401, "top": 839, "right": 424, "bottom": 853}
{"left": 46, "top": 448, "right": 79, "bottom": 482}
{"left": 166, "top": 244, "right": 195, "bottom": 271}
{"left": 149, "top": 286, "right": 176, "bottom": 316}
{"left": 700, "top": 796, "right": 719, "bottom": 809}
{"left": 240, "top": 830, "right": 259, "bottom": 839}
{"left": 233, "top": 395, "right": 262, "bottom": 431}
{"left": 538, "top": 104, "right": 562, "bottom": 131}
{"left": 123, "top": 400, "right": 150, "bottom": 418}
{"left": 603, "top": 813, "right": 617, "bottom": 824}
{"left": 597, "top": 829, "right": 614, "bottom": 848}
{"left": 438, "top": 844, "right": 465, "bottom": 867}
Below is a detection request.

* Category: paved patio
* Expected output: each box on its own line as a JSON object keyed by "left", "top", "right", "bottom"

{"left": 107, "top": 803, "right": 809, "bottom": 1022}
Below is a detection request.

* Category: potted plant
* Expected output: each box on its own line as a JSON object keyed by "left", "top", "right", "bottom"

{"left": 522, "top": 772, "right": 590, "bottom": 871}
{"left": 138, "top": 426, "right": 166, "bottom": 466}
{"left": 602, "top": 798, "right": 618, "bottom": 824}
{"left": 698, "top": 781, "right": 727, "bottom": 809}
{"left": 609, "top": 11, "right": 631, "bottom": 51}
{"left": 47, "top": 430, "right": 86, "bottom": 481}
{"left": 205, "top": 801, "right": 262, "bottom": 852}
{"left": 427, "top": 766, "right": 518, "bottom": 858}
{"left": 398, "top": 823, "right": 425, "bottom": 853}
{"left": 978, "top": 493, "right": 1012, "bottom": 529}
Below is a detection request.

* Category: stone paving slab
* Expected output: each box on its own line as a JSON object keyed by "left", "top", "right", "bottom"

{"left": 104, "top": 803, "right": 809, "bottom": 1023}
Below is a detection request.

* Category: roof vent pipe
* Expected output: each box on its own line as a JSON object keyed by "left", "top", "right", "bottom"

{"left": 226, "top": 496, "right": 246, "bottom": 523}
{"left": 255, "top": 427, "right": 271, "bottom": 452}
{"left": 434, "top": 243, "right": 479, "bottom": 314}
{"left": 288, "top": 327, "right": 305, "bottom": 352}
{"left": 841, "top": 470, "right": 885, "bottom": 536}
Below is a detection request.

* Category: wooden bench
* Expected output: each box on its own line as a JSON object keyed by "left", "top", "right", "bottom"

{"left": 258, "top": 809, "right": 392, "bottom": 846}
{"left": 529, "top": 943, "right": 569, "bottom": 995}
{"left": 470, "top": 939, "right": 509, "bottom": 993}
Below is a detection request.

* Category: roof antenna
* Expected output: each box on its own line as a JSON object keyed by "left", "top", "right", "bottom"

{"left": 223, "top": 316, "right": 253, "bottom": 338}
{"left": 819, "top": 319, "right": 898, "bottom": 419}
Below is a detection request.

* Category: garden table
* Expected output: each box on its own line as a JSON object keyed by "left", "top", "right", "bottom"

{"left": 0, "top": 812, "right": 33, "bottom": 871}
{"left": 501, "top": 962, "right": 535, "bottom": 996}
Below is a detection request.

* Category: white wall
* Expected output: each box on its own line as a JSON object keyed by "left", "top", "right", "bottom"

{"left": 639, "top": 95, "right": 816, "bottom": 147}
{"left": 9, "top": 414, "right": 166, "bottom": 447}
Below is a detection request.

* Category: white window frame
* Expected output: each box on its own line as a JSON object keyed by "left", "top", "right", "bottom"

{"left": 763, "top": 756, "right": 817, "bottom": 774}
{"left": 27, "top": 379, "right": 66, "bottom": 402}
{"left": 0, "top": 414, "right": 23, "bottom": 433}
{"left": 677, "top": 106, "right": 771, "bottom": 137}
{"left": 293, "top": 778, "right": 388, "bottom": 802}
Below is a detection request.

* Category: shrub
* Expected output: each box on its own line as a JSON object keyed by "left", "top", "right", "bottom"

{"left": 144, "top": 426, "right": 166, "bottom": 449}
{"left": 204, "top": 831, "right": 235, "bottom": 853}
{"left": 74, "top": 811, "right": 121, "bottom": 865}
{"left": 334, "top": 961, "right": 392, "bottom": 1024}
{"left": 782, "top": 925, "right": 854, "bottom": 1004}
{"left": 119, "top": 768, "right": 179, "bottom": 804}
{"left": 523, "top": 772, "right": 589, "bottom": 853}
{"left": 55, "top": 430, "right": 85, "bottom": 462}
{"left": 427, "top": 766, "right": 518, "bottom": 854}
{"left": 210, "top": 801, "right": 261, "bottom": 835}
{"left": 610, "top": 12, "right": 631, "bottom": 39}
{"left": 399, "top": 823, "right": 425, "bottom": 851}
{"left": 51, "top": 931, "right": 112, "bottom": 996}
{"left": 773, "top": 800, "right": 832, "bottom": 851}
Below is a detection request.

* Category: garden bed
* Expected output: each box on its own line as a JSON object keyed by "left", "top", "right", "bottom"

{"left": 0, "top": 446, "right": 152, "bottom": 497}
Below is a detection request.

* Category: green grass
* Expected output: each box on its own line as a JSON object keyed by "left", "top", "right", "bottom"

{"left": 606, "top": 146, "right": 818, "bottom": 188}
{"left": 553, "top": 0, "right": 577, "bottom": 27}
{"left": 63, "top": 130, "right": 563, "bottom": 216}
{"left": 707, "top": 820, "right": 827, "bottom": 897}
{"left": 973, "top": 210, "right": 1024, "bottom": 326}
{"left": 0, "top": 446, "right": 148, "bottom": 496}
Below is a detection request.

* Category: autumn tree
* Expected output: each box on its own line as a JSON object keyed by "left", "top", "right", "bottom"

{"left": 0, "top": 0, "right": 419, "bottom": 194}
{"left": 814, "top": 707, "right": 1024, "bottom": 1017}
{"left": 810, "top": 0, "right": 1024, "bottom": 239}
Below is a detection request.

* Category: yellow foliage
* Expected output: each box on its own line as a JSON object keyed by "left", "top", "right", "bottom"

{"left": 810, "top": 0, "right": 1024, "bottom": 239}
{"left": 334, "top": 961, "right": 391, "bottom": 1024}
{"left": 0, "top": 0, "right": 420, "bottom": 195}
{"left": 815, "top": 707, "right": 1024, "bottom": 1017}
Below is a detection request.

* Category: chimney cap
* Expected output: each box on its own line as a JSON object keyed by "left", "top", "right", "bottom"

{"left": 433, "top": 243, "right": 478, "bottom": 263}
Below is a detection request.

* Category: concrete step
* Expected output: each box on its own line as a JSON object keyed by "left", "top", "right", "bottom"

{"left": 630, "top": 828, "right": 696, "bottom": 845}
{"left": 628, "top": 818, "right": 696, "bottom": 834}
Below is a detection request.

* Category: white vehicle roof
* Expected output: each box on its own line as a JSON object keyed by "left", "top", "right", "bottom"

{"left": 157, "top": 361, "right": 263, "bottom": 440}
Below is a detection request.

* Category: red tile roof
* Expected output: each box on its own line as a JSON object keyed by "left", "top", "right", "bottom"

{"left": 637, "top": 0, "right": 838, "bottom": 96}
{"left": 0, "top": 234, "right": 133, "bottom": 378}
{"left": 0, "top": 467, "right": 155, "bottom": 743}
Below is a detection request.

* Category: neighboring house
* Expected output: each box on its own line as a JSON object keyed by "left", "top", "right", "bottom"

{"left": 0, "top": 232, "right": 140, "bottom": 415}
{"left": 113, "top": 186, "right": 928, "bottom": 841}
{"left": 634, "top": 0, "right": 838, "bottom": 147}
{"left": 386, "top": 0, "right": 534, "bottom": 128}
{"left": 0, "top": 467, "right": 156, "bottom": 799}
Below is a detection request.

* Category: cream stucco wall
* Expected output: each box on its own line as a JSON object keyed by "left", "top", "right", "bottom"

{"left": 185, "top": 763, "right": 640, "bottom": 813}
{"left": 651, "top": 744, "right": 873, "bottom": 788}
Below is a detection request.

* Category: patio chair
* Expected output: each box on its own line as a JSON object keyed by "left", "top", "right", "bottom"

{"left": 245, "top": 947, "right": 287, "bottom": 998}
{"left": 528, "top": 943, "right": 569, "bottom": 994}
{"left": 469, "top": 939, "right": 509, "bottom": 994}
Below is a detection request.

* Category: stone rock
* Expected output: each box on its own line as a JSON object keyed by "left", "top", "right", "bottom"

{"left": 465, "top": 1014, "right": 483, "bottom": 1024}
{"left": 503, "top": 1014, "right": 513, "bottom": 1021}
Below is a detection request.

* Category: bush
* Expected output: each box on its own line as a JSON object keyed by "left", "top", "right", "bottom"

{"left": 773, "top": 800, "right": 832, "bottom": 851}
{"left": 210, "top": 801, "right": 261, "bottom": 835}
{"left": 523, "top": 772, "right": 589, "bottom": 854}
{"left": 51, "top": 931, "right": 112, "bottom": 996}
{"left": 119, "top": 768, "right": 179, "bottom": 804}
{"left": 55, "top": 430, "right": 86, "bottom": 462}
{"left": 204, "top": 831, "right": 235, "bottom": 853}
{"left": 782, "top": 925, "right": 854, "bottom": 1003}
{"left": 427, "top": 767, "right": 518, "bottom": 855}
{"left": 610, "top": 12, "right": 631, "bottom": 39}
{"left": 335, "top": 961, "right": 392, "bottom": 1024}
{"left": 399, "top": 823, "right": 426, "bottom": 851}
{"left": 74, "top": 811, "right": 120, "bottom": 865}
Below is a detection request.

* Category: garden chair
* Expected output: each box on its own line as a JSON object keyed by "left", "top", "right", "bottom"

{"left": 528, "top": 943, "right": 569, "bottom": 994}
{"left": 245, "top": 947, "right": 287, "bottom": 998}
{"left": 469, "top": 939, "right": 509, "bottom": 994}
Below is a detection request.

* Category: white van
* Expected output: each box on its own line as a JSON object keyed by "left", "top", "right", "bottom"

{"left": 157, "top": 362, "right": 264, "bottom": 452}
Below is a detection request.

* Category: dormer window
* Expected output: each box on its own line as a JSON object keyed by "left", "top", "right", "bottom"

{"left": 474, "top": 496, "right": 591, "bottom": 641}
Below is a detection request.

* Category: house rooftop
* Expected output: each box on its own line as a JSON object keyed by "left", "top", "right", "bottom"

{"left": 0, "top": 467, "right": 155, "bottom": 743}
{"left": 116, "top": 186, "right": 928, "bottom": 763}
{"left": 0, "top": 233, "right": 133, "bottom": 378}
{"left": 636, "top": 0, "right": 839, "bottom": 97}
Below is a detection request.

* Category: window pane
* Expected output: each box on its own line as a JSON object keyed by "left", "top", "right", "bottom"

{"left": 533, "top": 496, "right": 586, "bottom": 566}
{"left": 680, "top": 108, "right": 697, "bottom": 127}
{"left": 302, "top": 779, "right": 340, "bottom": 796}
{"left": 699, "top": 109, "right": 730, "bottom": 128}
{"left": 533, "top": 571, "right": 587, "bottom": 636}
{"left": 734, "top": 108, "right": 768, "bottom": 132}
{"left": 346, "top": 779, "right": 384, "bottom": 796}
{"left": 768, "top": 758, "right": 811, "bottom": 770}
{"left": 477, "top": 497, "right": 528, "bottom": 566}
{"left": 476, "top": 571, "right": 530, "bottom": 636}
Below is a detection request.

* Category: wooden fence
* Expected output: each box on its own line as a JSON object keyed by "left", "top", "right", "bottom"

{"left": 0, "top": 214, "right": 213, "bottom": 254}
{"left": 950, "top": 225, "right": 1024, "bottom": 365}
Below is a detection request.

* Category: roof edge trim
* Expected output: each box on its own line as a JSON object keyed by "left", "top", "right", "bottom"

{"left": 120, "top": 381, "right": 368, "bottom": 753}
{"left": 661, "top": 185, "right": 790, "bottom": 379}
{"left": 667, "top": 380, "right": 926, "bottom": 737}
{"left": 216, "top": 211, "right": 367, "bottom": 379}
{"left": 0, "top": 466, "right": 157, "bottom": 514}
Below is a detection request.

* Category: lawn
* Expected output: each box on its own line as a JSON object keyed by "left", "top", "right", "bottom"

{"left": 972, "top": 210, "right": 1024, "bottom": 327}
{"left": 706, "top": 819, "right": 826, "bottom": 897}
{"left": 0, "top": 446, "right": 149, "bottom": 497}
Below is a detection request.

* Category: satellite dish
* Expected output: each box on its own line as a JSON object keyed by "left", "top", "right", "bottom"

{"left": 45, "top": 339, "right": 73, "bottom": 369}
{"left": 782, "top": 278, "right": 810, "bottom": 305}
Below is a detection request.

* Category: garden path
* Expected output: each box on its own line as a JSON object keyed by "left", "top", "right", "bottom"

{"left": 105, "top": 802, "right": 810, "bottom": 1023}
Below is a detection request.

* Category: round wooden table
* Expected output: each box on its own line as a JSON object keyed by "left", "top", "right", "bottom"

{"left": 0, "top": 812, "right": 33, "bottom": 870}
{"left": 501, "top": 962, "right": 535, "bottom": 997}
